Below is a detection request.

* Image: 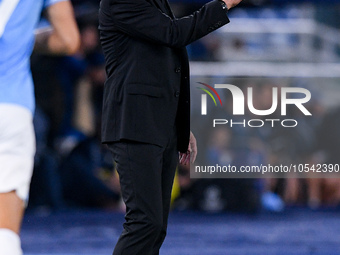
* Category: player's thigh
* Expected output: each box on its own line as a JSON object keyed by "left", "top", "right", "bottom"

{"left": 0, "top": 191, "right": 24, "bottom": 234}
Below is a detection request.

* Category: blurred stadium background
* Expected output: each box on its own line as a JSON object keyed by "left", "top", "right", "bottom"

{"left": 23, "top": 0, "right": 340, "bottom": 254}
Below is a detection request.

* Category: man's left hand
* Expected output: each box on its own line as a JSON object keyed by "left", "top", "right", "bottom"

{"left": 179, "top": 131, "right": 197, "bottom": 165}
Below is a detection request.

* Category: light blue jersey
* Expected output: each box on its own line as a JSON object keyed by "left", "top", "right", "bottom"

{"left": 0, "top": 0, "right": 65, "bottom": 113}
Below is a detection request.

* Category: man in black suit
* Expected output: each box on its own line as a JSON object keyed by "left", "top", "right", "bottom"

{"left": 99, "top": 0, "right": 242, "bottom": 253}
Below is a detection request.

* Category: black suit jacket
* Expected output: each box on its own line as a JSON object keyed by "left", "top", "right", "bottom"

{"left": 99, "top": 0, "right": 229, "bottom": 153}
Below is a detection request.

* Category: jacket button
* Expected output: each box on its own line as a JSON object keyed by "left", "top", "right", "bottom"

{"left": 208, "top": 27, "right": 214, "bottom": 32}
{"left": 175, "top": 91, "right": 180, "bottom": 97}
{"left": 175, "top": 67, "right": 181, "bottom": 73}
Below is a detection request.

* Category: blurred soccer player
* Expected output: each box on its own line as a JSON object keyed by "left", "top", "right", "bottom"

{"left": 0, "top": 1, "right": 79, "bottom": 254}
{"left": 99, "top": 0, "right": 242, "bottom": 254}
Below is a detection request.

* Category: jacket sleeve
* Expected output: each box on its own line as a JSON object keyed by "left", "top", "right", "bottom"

{"left": 105, "top": 0, "right": 229, "bottom": 48}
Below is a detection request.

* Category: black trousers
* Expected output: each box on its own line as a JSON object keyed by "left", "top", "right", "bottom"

{"left": 107, "top": 131, "right": 178, "bottom": 255}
